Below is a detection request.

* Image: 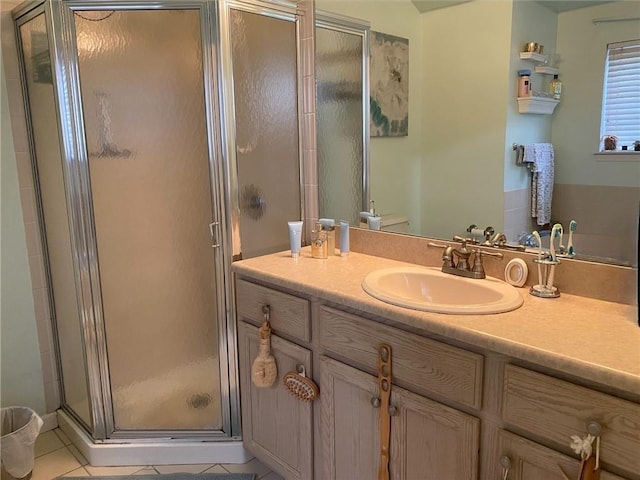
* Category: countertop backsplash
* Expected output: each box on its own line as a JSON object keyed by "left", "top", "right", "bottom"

{"left": 348, "top": 228, "right": 637, "bottom": 306}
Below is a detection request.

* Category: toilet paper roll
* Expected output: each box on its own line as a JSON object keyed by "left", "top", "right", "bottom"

{"left": 469, "top": 228, "right": 484, "bottom": 236}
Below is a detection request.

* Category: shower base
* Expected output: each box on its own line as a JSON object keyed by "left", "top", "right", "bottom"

{"left": 57, "top": 411, "right": 250, "bottom": 466}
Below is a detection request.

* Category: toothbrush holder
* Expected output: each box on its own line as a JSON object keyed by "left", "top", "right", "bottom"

{"left": 530, "top": 258, "right": 560, "bottom": 298}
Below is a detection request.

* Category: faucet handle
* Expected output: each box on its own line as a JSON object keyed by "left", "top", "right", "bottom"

{"left": 452, "top": 235, "right": 477, "bottom": 247}
{"left": 475, "top": 249, "right": 504, "bottom": 260}
{"left": 471, "top": 249, "right": 504, "bottom": 277}
{"left": 429, "top": 242, "right": 455, "bottom": 268}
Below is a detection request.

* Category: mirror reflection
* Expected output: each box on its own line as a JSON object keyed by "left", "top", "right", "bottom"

{"left": 315, "top": 0, "right": 640, "bottom": 267}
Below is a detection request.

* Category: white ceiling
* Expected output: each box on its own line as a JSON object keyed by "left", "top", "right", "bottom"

{"left": 411, "top": 0, "right": 613, "bottom": 13}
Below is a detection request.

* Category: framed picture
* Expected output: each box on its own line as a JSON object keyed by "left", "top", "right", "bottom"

{"left": 370, "top": 31, "right": 409, "bottom": 137}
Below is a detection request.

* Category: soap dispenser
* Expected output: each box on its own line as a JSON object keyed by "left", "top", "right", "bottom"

{"left": 311, "top": 222, "right": 328, "bottom": 259}
{"left": 319, "top": 218, "right": 336, "bottom": 255}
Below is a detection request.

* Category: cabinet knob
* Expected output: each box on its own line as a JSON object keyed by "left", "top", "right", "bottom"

{"left": 388, "top": 405, "right": 398, "bottom": 416}
{"left": 370, "top": 397, "right": 381, "bottom": 408}
{"left": 500, "top": 455, "right": 511, "bottom": 480}
{"left": 586, "top": 421, "right": 602, "bottom": 437}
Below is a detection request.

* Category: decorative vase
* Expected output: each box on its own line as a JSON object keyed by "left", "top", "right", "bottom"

{"left": 602, "top": 135, "right": 618, "bottom": 151}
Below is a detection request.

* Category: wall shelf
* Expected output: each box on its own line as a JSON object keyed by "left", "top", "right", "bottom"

{"left": 534, "top": 65, "right": 559, "bottom": 75}
{"left": 517, "top": 96, "right": 559, "bottom": 114}
{"left": 519, "top": 52, "right": 547, "bottom": 63}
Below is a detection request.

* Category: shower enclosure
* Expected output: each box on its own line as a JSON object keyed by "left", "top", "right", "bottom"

{"left": 13, "top": 0, "right": 304, "bottom": 460}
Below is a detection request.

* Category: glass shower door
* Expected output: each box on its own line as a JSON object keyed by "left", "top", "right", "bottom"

{"left": 74, "top": 8, "right": 222, "bottom": 432}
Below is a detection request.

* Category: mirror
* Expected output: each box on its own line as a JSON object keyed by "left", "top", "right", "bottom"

{"left": 315, "top": 0, "right": 640, "bottom": 267}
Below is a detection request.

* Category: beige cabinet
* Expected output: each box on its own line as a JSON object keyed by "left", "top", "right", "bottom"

{"left": 320, "top": 356, "right": 480, "bottom": 480}
{"left": 499, "top": 430, "right": 627, "bottom": 480}
{"left": 319, "top": 356, "right": 380, "bottom": 480}
{"left": 234, "top": 276, "right": 639, "bottom": 480}
{"left": 502, "top": 364, "right": 640, "bottom": 479}
{"left": 237, "top": 322, "right": 313, "bottom": 480}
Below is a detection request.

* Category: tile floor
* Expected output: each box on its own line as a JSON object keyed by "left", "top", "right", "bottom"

{"left": 31, "top": 429, "right": 283, "bottom": 480}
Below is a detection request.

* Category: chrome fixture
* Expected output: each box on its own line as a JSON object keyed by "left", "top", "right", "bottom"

{"left": 467, "top": 224, "right": 494, "bottom": 244}
{"left": 486, "top": 232, "right": 526, "bottom": 252}
{"left": 429, "top": 238, "right": 504, "bottom": 279}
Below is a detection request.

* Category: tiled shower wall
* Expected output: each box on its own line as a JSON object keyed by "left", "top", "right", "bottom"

{"left": 298, "top": 0, "right": 318, "bottom": 240}
{"left": 553, "top": 184, "right": 639, "bottom": 267}
{"left": 1, "top": 0, "right": 317, "bottom": 416}
{"left": 503, "top": 188, "right": 533, "bottom": 243}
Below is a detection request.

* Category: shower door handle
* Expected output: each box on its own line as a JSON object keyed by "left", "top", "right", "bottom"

{"left": 209, "top": 222, "right": 220, "bottom": 248}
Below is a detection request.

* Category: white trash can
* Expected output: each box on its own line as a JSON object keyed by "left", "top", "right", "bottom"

{"left": 1, "top": 407, "right": 43, "bottom": 480}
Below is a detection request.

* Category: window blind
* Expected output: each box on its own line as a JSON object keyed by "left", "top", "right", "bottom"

{"left": 600, "top": 39, "right": 640, "bottom": 151}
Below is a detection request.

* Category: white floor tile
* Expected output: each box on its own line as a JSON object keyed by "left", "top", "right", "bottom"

{"left": 260, "top": 472, "right": 284, "bottom": 480}
{"left": 31, "top": 444, "right": 275, "bottom": 480}
{"left": 84, "top": 465, "right": 148, "bottom": 476}
{"left": 221, "top": 457, "right": 270, "bottom": 478}
{"left": 35, "top": 430, "right": 65, "bottom": 458}
{"left": 132, "top": 467, "right": 159, "bottom": 475}
{"left": 202, "top": 465, "right": 229, "bottom": 474}
{"left": 61, "top": 466, "right": 90, "bottom": 477}
{"left": 66, "top": 444, "right": 88, "bottom": 466}
{"left": 154, "top": 464, "right": 213, "bottom": 474}
{"left": 31, "top": 448, "right": 82, "bottom": 480}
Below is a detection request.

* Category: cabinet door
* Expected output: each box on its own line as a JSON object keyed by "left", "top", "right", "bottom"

{"left": 389, "top": 376, "right": 480, "bottom": 480}
{"left": 320, "top": 356, "right": 380, "bottom": 480}
{"left": 238, "top": 322, "right": 313, "bottom": 480}
{"left": 499, "top": 431, "right": 628, "bottom": 480}
{"left": 320, "top": 356, "right": 480, "bottom": 480}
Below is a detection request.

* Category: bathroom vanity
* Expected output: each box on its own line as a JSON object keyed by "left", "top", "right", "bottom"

{"left": 233, "top": 249, "right": 639, "bottom": 480}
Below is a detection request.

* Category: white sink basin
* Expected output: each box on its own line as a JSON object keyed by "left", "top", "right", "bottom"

{"left": 362, "top": 266, "right": 523, "bottom": 314}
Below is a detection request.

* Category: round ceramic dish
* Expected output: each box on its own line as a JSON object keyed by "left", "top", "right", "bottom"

{"left": 504, "top": 258, "right": 528, "bottom": 287}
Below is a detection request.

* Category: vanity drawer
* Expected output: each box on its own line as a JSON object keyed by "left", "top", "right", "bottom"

{"left": 499, "top": 430, "right": 628, "bottom": 480}
{"left": 236, "top": 279, "right": 311, "bottom": 343}
{"left": 502, "top": 364, "right": 640, "bottom": 477}
{"left": 318, "top": 306, "right": 483, "bottom": 409}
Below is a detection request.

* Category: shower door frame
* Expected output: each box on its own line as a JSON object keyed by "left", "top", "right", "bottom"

{"left": 14, "top": 0, "right": 241, "bottom": 441}
{"left": 315, "top": 10, "right": 371, "bottom": 215}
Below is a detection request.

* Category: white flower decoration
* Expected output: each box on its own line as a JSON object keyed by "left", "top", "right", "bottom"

{"left": 570, "top": 434, "right": 595, "bottom": 459}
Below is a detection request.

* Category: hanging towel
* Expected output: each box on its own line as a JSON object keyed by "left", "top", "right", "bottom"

{"left": 523, "top": 143, "right": 554, "bottom": 226}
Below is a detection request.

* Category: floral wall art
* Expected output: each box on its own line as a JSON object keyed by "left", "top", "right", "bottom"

{"left": 370, "top": 31, "right": 409, "bottom": 137}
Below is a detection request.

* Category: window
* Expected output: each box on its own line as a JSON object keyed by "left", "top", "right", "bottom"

{"left": 599, "top": 39, "right": 640, "bottom": 152}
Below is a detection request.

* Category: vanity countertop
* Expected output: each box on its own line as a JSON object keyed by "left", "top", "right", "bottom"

{"left": 232, "top": 249, "right": 640, "bottom": 395}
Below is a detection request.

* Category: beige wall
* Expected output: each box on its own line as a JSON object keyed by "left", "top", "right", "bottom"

{"left": 421, "top": 1, "right": 512, "bottom": 239}
{"left": 551, "top": 1, "right": 640, "bottom": 266}
{"left": 553, "top": 1, "right": 640, "bottom": 188}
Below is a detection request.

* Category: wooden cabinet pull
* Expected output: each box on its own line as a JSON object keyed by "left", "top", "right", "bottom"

{"left": 377, "top": 343, "right": 392, "bottom": 480}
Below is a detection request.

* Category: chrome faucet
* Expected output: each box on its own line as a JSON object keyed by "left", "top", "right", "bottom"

{"left": 429, "top": 238, "right": 504, "bottom": 279}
